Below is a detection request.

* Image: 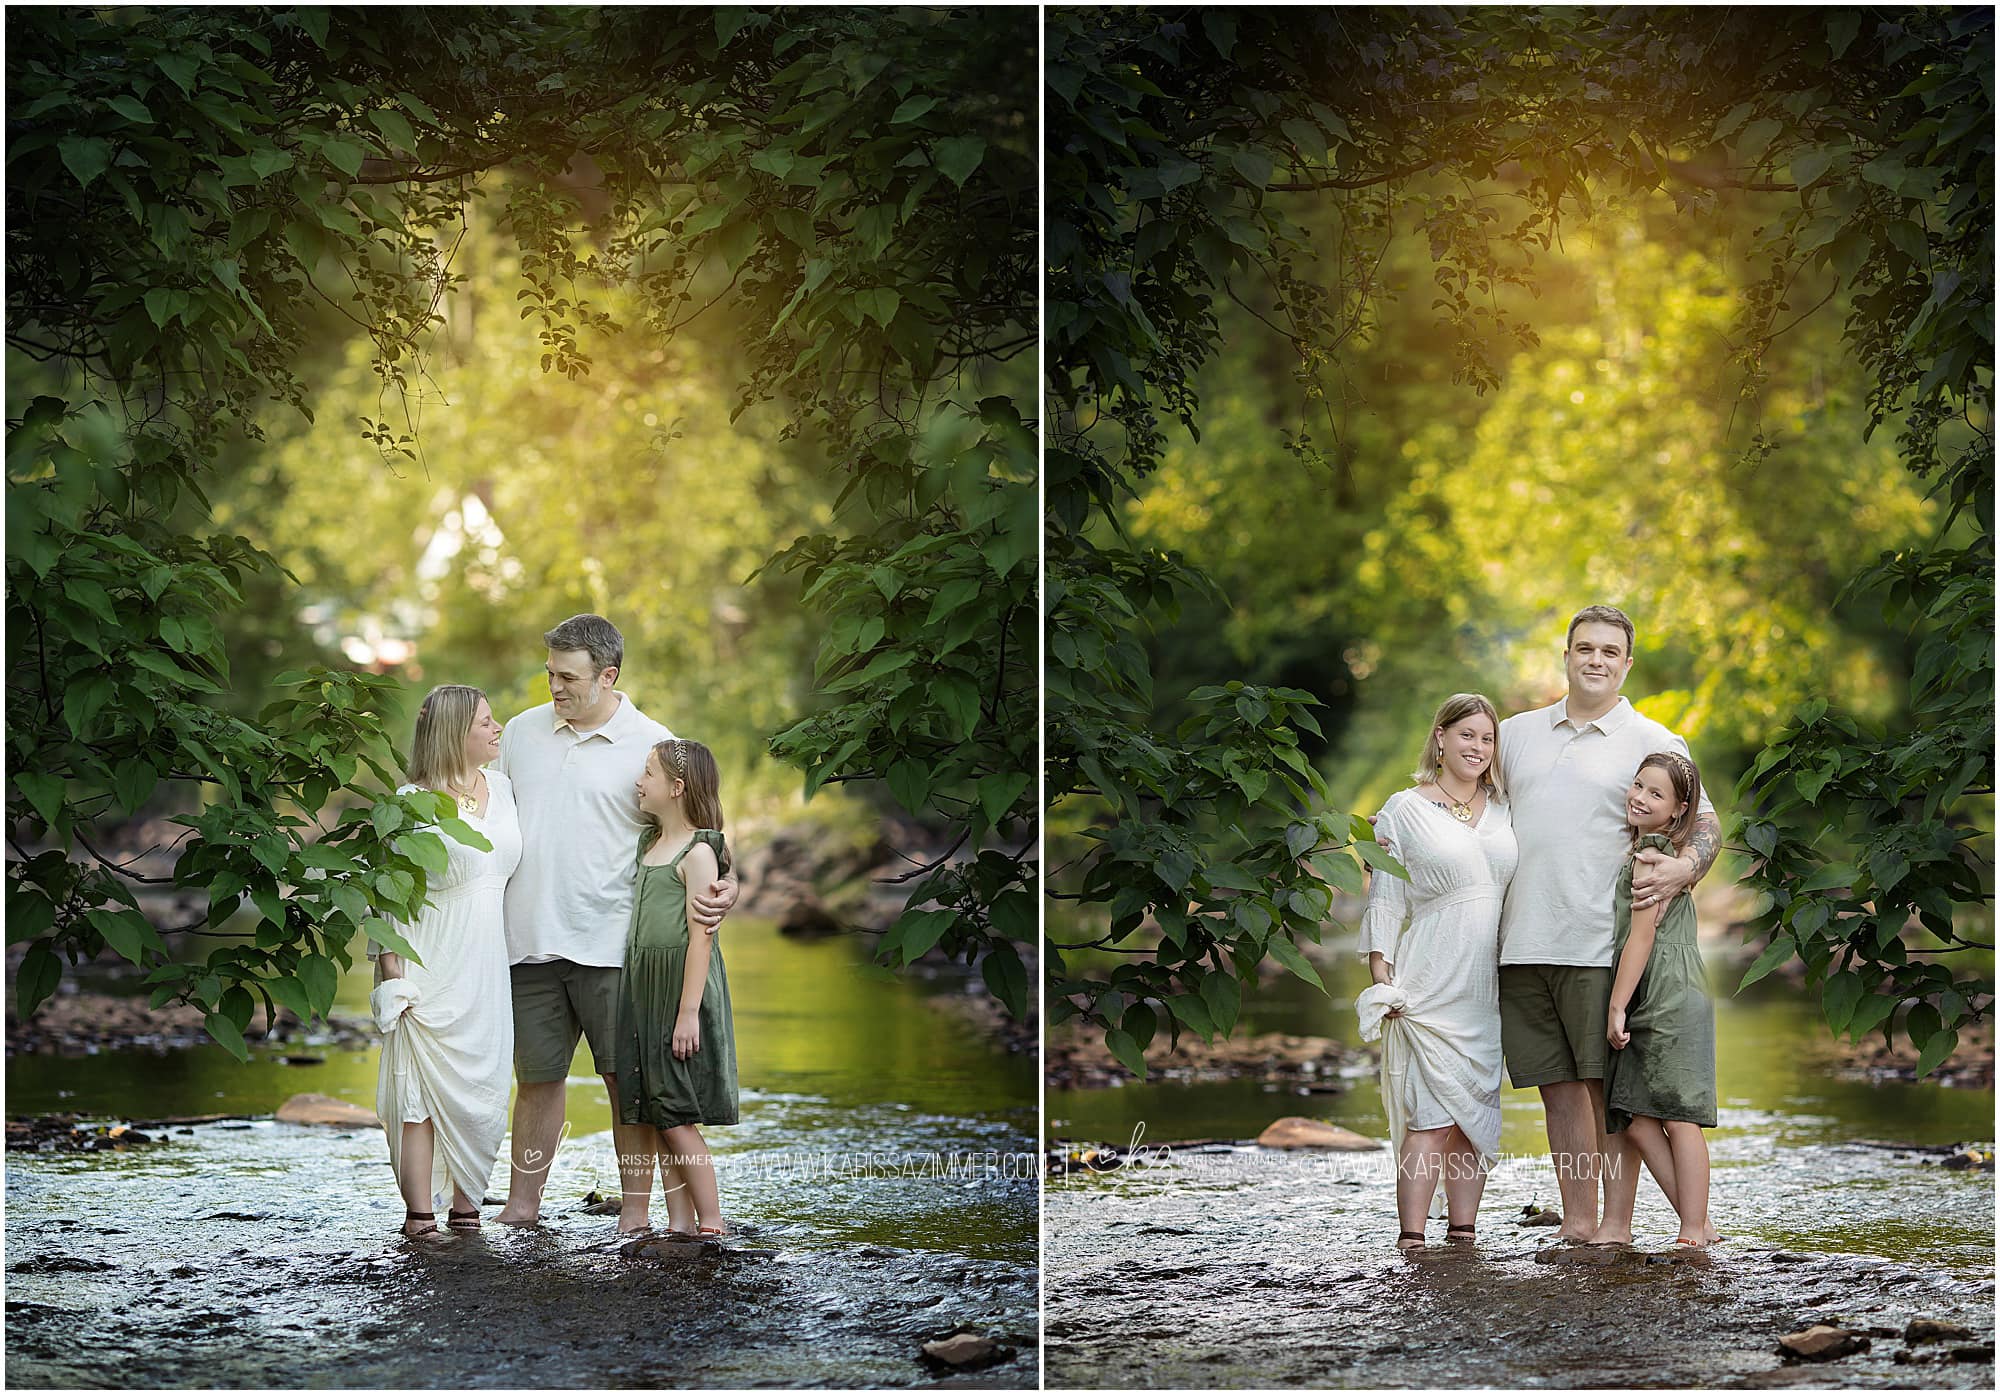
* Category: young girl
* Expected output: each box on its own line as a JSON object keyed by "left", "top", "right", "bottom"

{"left": 1594, "top": 751, "right": 1719, "bottom": 1248}
{"left": 614, "top": 737, "right": 738, "bottom": 1238}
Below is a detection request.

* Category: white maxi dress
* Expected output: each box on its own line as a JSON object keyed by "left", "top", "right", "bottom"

{"left": 1354, "top": 788, "right": 1516, "bottom": 1167}
{"left": 372, "top": 770, "right": 522, "bottom": 1209}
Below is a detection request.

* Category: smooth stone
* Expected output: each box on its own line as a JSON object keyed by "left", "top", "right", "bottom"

{"left": 1904, "top": 1318, "right": 1973, "bottom": 1344}
{"left": 921, "top": 1332, "right": 1007, "bottom": 1369}
{"left": 274, "top": 1093, "right": 378, "bottom": 1127}
{"left": 1254, "top": 1116, "right": 1382, "bottom": 1151}
{"left": 1777, "top": 1326, "right": 1870, "bottom": 1361}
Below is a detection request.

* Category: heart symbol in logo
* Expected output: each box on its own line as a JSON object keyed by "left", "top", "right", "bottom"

{"left": 522, "top": 1147, "right": 545, "bottom": 1168}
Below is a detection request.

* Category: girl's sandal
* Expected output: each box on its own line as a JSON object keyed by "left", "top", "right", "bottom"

{"left": 447, "top": 1207, "right": 482, "bottom": 1232}
{"left": 697, "top": 1225, "right": 729, "bottom": 1240}
{"left": 1445, "top": 1223, "right": 1475, "bottom": 1243}
{"left": 403, "top": 1209, "right": 444, "bottom": 1240}
{"left": 1396, "top": 1229, "right": 1427, "bottom": 1251}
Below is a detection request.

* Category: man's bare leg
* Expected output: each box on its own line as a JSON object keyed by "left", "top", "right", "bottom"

{"left": 1590, "top": 1126, "right": 1647, "bottom": 1244}
{"left": 1540, "top": 1079, "right": 1604, "bottom": 1240}
{"left": 495, "top": 1079, "right": 566, "bottom": 1225}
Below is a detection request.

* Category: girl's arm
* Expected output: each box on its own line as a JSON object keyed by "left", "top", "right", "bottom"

{"left": 1607, "top": 894, "right": 1661, "bottom": 1048}
{"left": 1367, "top": 951, "right": 1395, "bottom": 987}
{"left": 672, "top": 841, "right": 721, "bottom": 1060}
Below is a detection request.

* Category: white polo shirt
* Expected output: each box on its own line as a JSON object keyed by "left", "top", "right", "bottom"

{"left": 1497, "top": 696, "right": 1716, "bottom": 969}
{"left": 494, "top": 694, "right": 672, "bottom": 968}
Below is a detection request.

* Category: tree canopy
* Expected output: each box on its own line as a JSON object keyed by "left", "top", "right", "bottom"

{"left": 6, "top": 5, "right": 1039, "bottom": 1055}
{"left": 1045, "top": 6, "right": 1991, "bottom": 1075}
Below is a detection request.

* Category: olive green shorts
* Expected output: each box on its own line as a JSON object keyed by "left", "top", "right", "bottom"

{"left": 510, "top": 960, "right": 623, "bottom": 1083}
{"left": 1499, "top": 963, "right": 1614, "bottom": 1087}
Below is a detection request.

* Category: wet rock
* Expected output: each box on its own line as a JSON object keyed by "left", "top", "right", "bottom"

{"left": 777, "top": 894, "right": 845, "bottom": 938}
{"left": 620, "top": 1235, "right": 723, "bottom": 1262}
{"left": 10, "top": 1254, "right": 115, "bottom": 1274}
{"left": 275, "top": 1093, "right": 378, "bottom": 1127}
{"left": 1906, "top": 1318, "right": 1974, "bottom": 1344}
{"left": 1777, "top": 1326, "right": 1870, "bottom": 1361}
{"left": 1255, "top": 1117, "right": 1381, "bottom": 1151}
{"left": 1518, "top": 1204, "right": 1563, "bottom": 1227}
{"left": 1951, "top": 1344, "right": 1994, "bottom": 1363}
{"left": 920, "top": 1332, "right": 1009, "bottom": 1370}
{"left": 1535, "top": 1244, "right": 1627, "bottom": 1267}
{"left": 578, "top": 1190, "right": 623, "bottom": 1216}
{"left": 280, "top": 1054, "right": 325, "bottom": 1066}
{"left": 1939, "top": 1147, "right": 1993, "bottom": 1172}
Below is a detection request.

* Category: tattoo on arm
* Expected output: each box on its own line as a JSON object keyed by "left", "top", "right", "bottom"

{"left": 1686, "top": 812, "right": 1721, "bottom": 883}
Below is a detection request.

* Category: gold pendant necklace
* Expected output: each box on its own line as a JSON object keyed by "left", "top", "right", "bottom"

{"left": 1438, "top": 783, "right": 1477, "bottom": 822}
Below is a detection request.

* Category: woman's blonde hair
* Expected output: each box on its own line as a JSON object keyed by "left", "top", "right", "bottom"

{"left": 1630, "top": 751, "right": 1702, "bottom": 851}
{"left": 408, "top": 685, "right": 486, "bottom": 792}
{"left": 1413, "top": 692, "right": 1506, "bottom": 799}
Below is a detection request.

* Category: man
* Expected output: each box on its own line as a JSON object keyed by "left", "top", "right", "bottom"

{"left": 490, "top": 613, "right": 738, "bottom": 1227}
{"left": 1497, "top": 604, "right": 1720, "bottom": 1243}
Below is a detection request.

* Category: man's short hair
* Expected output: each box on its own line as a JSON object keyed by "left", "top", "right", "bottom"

{"left": 1565, "top": 604, "right": 1635, "bottom": 653}
{"left": 543, "top": 614, "right": 624, "bottom": 675}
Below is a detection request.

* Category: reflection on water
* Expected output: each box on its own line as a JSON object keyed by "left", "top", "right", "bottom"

{"left": 1050, "top": 943, "right": 1996, "bottom": 1153}
{"left": 5, "top": 920, "right": 1039, "bottom": 1388}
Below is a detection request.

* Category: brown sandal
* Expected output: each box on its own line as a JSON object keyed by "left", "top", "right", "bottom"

{"left": 1446, "top": 1223, "right": 1475, "bottom": 1242}
{"left": 1396, "top": 1228, "right": 1426, "bottom": 1251}
{"left": 448, "top": 1207, "right": 482, "bottom": 1231}
{"left": 403, "top": 1209, "right": 441, "bottom": 1238}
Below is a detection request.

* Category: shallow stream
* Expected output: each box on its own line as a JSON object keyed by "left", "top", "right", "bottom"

{"left": 6, "top": 919, "right": 1038, "bottom": 1389}
{"left": 1045, "top": 944, "right": 1996, "bottom": 1389}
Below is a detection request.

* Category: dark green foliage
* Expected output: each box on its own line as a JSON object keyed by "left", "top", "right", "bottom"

{"left": 7, "top": 6, "right": 1038, "bottom": 1048}
{"left": 1046, "top": 7, "right": 1990, "bottom": 1071}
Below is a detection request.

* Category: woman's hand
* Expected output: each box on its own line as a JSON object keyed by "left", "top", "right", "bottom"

{"left": 1606, "top": 1006, "right": 1630, "bottom": 1050}
{"left": 672, "top": 1009, "right": 701, "bottom": 1060}
{"left": 377, "top": 951, "right": 406, "bottom": 982}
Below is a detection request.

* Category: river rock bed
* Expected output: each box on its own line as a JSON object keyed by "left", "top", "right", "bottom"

{"left": 1044, "top": 1130, "right": 1995, "bottom": 1389}
{"left": 5, "top": 1110, "right": 1038, "bottom": 1388}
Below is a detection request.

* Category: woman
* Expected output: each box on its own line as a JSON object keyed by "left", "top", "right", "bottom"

{"left": 372, "top": 685, "right": 521, "bottom": 1239}
{"left": 1355, "top": 693, "right": 1516, "bottom": 1251}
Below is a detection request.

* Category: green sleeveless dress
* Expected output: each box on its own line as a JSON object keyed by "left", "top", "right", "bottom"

{"left": 616, "top": 829, "right": 739, "bottom": 1130}
{"left": 1604, "top": 833, "right": 1717, "bottom": 1132}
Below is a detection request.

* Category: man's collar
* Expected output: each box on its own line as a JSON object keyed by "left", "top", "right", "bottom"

{"left": 554, "top": 692, "right": 631, "bottom": 740}
{"left": 1554, "top": 695, "right": 1633, "bottom": 734}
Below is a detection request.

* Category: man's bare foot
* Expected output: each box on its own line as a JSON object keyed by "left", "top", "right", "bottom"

{"left": 1554, "top": 1227, "right": 1596, "bottom": 1244}
{"left": 1584, "top": 1226, "right": 1632, "bottom": 1246}
{"left": 617, "top": 1210, "right": 653, "bottom": 1235}
{"left": 492, "top": 1205, "right": 542, "bottom": 1227}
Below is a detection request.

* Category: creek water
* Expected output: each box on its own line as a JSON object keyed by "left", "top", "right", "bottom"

{"left": 1046, "top": 943, "right": 1996, "bottom": 1389}
{"left": 5, "top": 919, "right": 1038, "bottom": 1389}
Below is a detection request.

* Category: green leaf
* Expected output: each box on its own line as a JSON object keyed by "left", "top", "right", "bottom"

{"left": 1200, "top": 971, "right": 1241, "bottom": 1035}
{"left": 203, "top": 1012, "right": 251, "bottom": 1063}
{"left": 978, "top": 771, "right": 1030, "bottom": 826}
{"left": 890, "top": 95, "right": 939, "bottom": 124}
{"left": 297, "top": 952, "right": 339, "bottom": 1016}
{"left": 980, "top": 942, "right": 1028, "bottom": 1018}
{"left": 932, "top": 135, "right": 986, "bottom": 187}
{"left": 886, "top": 758, "right": 931, "bottom": 814}
{"left": 105, "top": 95, "right": 153, "bottom": 125}
{"left": 438, "top": 817, "right": 493, "bottom": 853}
{"left": 892, "top": 907, "right": 957, "bottom": 964}
{"left": 319, "top": 139, "right": 366, "bottom": 178}
{"left": 266, "top": 974, "right": 314, "bottom": 1023}
{"left": 1312, "top": 852, "right": 1364, "bottom": 897}
{"left": 17, "top": 942, "right": 62, "bottom": 1016}
{"left": 58, "top": 135, "right": 112, "bottom": 188}
{"left": 14, "top": 772, "right": 67, "bottom": 827}
{"left": 362, "top": 916, "right": 424, "bottom": 966}
{"left": 368, "top": 108, "right": 416, "bottom": 151}
{"left": 1913, "top": 1026, "right": 1959, "bottom": 1079}
{"left": 1166, "top": 992, "right": 1216, "bottom": 1040}
{"left": 854, "top": 287, "right": 901, "bottom": 327}
{"left": 1265, "top": 934, "right": 1326, "bottom": 991}
{"left": 1104, "top": 1026, "right": 1147, "bottom": 1079}
{"left": 395, "top": 830, "right": 450, "bottom": 878}
{"left": 86, "top": 908, "right": 158, "bottom": 965}
{"left": 155, "top": 51, "right": 200, "bottom": 94}
{"left": 1353, "top": 838, "right": 1407, "bottom": 879}
{"left": 1737, "top": 933, "right": 1796, "bottom": 991}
